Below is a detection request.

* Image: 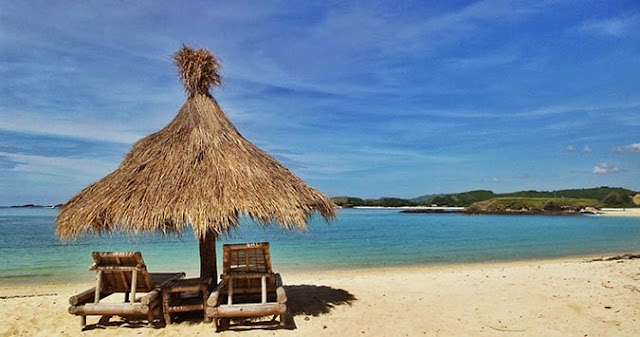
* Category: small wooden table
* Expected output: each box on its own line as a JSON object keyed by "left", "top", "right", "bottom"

{"left": 162, "top": 277, "right": 211, "bottom": 324}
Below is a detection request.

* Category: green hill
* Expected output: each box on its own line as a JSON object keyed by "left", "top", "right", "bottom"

{"left": 425, "top": 190, "right": 495, "bottom": 207}
{"left": 465, "top": 197, "right": 600, "bottom": 215}
{"left": 332, "top": 196, "right": 416, "bottom": 208}
{"left": 424, "top": 187, "right": 637, "bottom": 208}
{"left": 334, "top": 187, "right": 638, "bottom": 208}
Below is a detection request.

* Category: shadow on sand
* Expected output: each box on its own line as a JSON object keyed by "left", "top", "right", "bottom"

{"left": 285, "top": 284, "right": 357, "bottom": 317}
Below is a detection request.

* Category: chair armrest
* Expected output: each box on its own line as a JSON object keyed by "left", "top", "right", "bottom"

{"left": 140, "top": 289, "right": 161, "bottom": 306}
{"left": 69, "top": 287, "right": 110, "bottom": 305}
{"left": 206, "top": 281, "right": 226, "bottom": 307}
{"left": 153, "top": 272, "right": 186, "bottom": 289}
{"left": 274, "top": 273, "right": 287, "bottom": 304}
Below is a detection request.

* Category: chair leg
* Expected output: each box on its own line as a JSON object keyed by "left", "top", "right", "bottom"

{"left": 80, "top": 315, "right": 86, "bottom": 329}
{"left": 98, "top": 315, "right": 111, "bottom": 326}
{"left": 203, "top": 287, "right": 211, "bottom": 323}
{"left": 280, "top": 312, "right": 287, "bottom": 327}
{"left": 162, "top": 291, "right": 171, "bottom": 324}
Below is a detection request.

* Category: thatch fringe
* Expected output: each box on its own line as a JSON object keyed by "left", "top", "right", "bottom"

{"left": 56, "top": 46, "right": 336, "bottom": 240}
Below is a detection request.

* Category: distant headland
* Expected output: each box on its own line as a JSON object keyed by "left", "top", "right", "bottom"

{"left": 333, "top": 186, "right": 640, "bottom": 215}
{"left": 0, "top": 204, "right": 62, "bottom": 209}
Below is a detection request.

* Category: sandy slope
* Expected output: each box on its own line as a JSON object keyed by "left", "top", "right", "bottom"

{"left": 1, "top": 256, "right": 639, "bottom": 337}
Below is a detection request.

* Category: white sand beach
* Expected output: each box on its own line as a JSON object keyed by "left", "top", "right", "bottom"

{"left": 599, "top": 208, "right": 640, "bottom": 217}
{"left": 1, "top": 255, "right": 639, "bottom": 337}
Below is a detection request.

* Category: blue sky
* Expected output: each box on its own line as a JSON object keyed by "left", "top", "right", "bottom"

{"left": 1, "top": 0, "right": 639, "bottom": 205}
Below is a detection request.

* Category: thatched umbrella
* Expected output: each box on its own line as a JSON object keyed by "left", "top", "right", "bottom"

{"left": 56, "top": 45, "right": 337, "bottom": 281}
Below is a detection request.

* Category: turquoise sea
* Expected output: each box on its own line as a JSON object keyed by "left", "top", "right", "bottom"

{"left": 1, "top": 207, "right": 640, "bottom": 284}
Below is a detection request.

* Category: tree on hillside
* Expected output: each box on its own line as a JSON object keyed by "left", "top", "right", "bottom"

{"left": 602, "top": 192, "right": 624, "bottom": 207}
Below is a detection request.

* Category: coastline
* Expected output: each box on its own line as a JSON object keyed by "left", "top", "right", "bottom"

{"left": 2, "top": 254, "right": 640, "bottom": 336}
{"left": 353, "top": 206, "right": 640, "bottom": 217}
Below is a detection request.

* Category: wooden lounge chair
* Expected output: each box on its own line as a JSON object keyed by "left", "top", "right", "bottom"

{"left": 205, "top": 242, "right": 287, "bottom": 331}
{"left": 68, "top": 252, "right": 185, "bottom": 329}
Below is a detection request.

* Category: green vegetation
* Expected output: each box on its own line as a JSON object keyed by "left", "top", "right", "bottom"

{"left": 501, "top": 187, "right": 637, "bottom": 207}
{"left": 333, "top": 187, "right": 638, "bottom": 208}
{"left": 426, "top": 190, "right": 496, "bottom": 207}
{"left": 426, "top": 187, "right": 637, "bottom": 208}
{"left": 332, "top": 196, "right": 416, "bottom": 208}
{"left": 465, "top": 197, "right": 600, "bottom": 214}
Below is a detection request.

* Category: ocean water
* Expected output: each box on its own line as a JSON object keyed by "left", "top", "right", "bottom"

{"left": 1, "top": 207, "right": 639, "bottom": 284}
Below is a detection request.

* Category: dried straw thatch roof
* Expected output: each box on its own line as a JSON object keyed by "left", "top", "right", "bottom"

{"left": 56, "top": 45, "right": 336, "bottom": 240}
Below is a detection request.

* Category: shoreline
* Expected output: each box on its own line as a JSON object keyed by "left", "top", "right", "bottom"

{"left": 1, "top": 252, "right": 637, "bottom": 288}
{"left": 2, "top": 253, "right": 640, "bottom": 336}
{"left": 3, "top": 253, "right": 634, "bottom": 292}
{"left": 351, "top": 206, "right": 640, "bottom": 217}
{"left": 3, "top": 251, "right": 638, "bottom": 287}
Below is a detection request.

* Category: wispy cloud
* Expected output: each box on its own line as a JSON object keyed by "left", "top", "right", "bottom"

{"left": 563, "top": 144, "right": 592, "bottom": 153}
{"left": 0, "top": 151, "right": 117, "bottom": 179}
{"left": 592, "top": 162, "right": 620, "bottom": 175}
{"left": 613, "top": 143, "right": 640, "bottom": 153}
{"left": 516, "top": 100, "right": 640, "bottom": 118}
{"left": 578, "top": 14, "right": 640, "bottom": 38}
{"left": 0, "top": 108, "right": 144, "bottom": 144}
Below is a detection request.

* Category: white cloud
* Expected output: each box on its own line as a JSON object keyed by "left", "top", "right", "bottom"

{"left": 412, "top": 99, "right": 640, "bottom": 121}
{"left": 613, "top": 143, "right": 640, "bottom": 153}
{"left": 592, "top": 162, "right": 619, "bottom": 175}
{"left": 565, "top": 145, "right": 593, "bottom": 153}
{"left": 0, "top": 151, "right": 117, "bottom": 179}
{"left": 0, "top": 107, "right": 144, "bottom": 144}
{"left": 578, "top": 14, "right": 640, "bottom": 38}
{"left": 492, "top": 177, "right": 501, "bottom": 182}
{"left": 518, "top": 100, "right": 640, "bottom": 118}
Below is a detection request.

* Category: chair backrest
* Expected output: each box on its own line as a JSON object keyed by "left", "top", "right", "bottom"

{"left": 222, "top": 242, "right": 273, "bottom": 275}
{"left": 91, "top": 252, "right": 153, "bottom": 293}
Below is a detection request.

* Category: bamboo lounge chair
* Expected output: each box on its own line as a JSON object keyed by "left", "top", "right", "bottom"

{"left": 205, "top": 242, "right": 288, "bottom": 331}
{"left": 68, "top": 252, "right": 185, "bottom": 329}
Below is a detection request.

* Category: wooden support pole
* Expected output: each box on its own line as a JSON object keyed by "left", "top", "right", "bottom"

{"left": 227, "top": 278, "right": 233, "bottom": 305}
{"left": 131, "top": 269, "right": 138, "bottom": 302}
{"left": 94, "top": 270, "right": 102, "bottom": 303}
{"left": 261, "top": 275, "right": 267, "bottom": 304}
{"left": 199, "top": 229, "right": 218, "bottom": 282}
{"left": 206, "top": 303, "right": 287, "bottom": 318}
{"left": 70, "top": 303, "right": 149, "bottom": 315}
